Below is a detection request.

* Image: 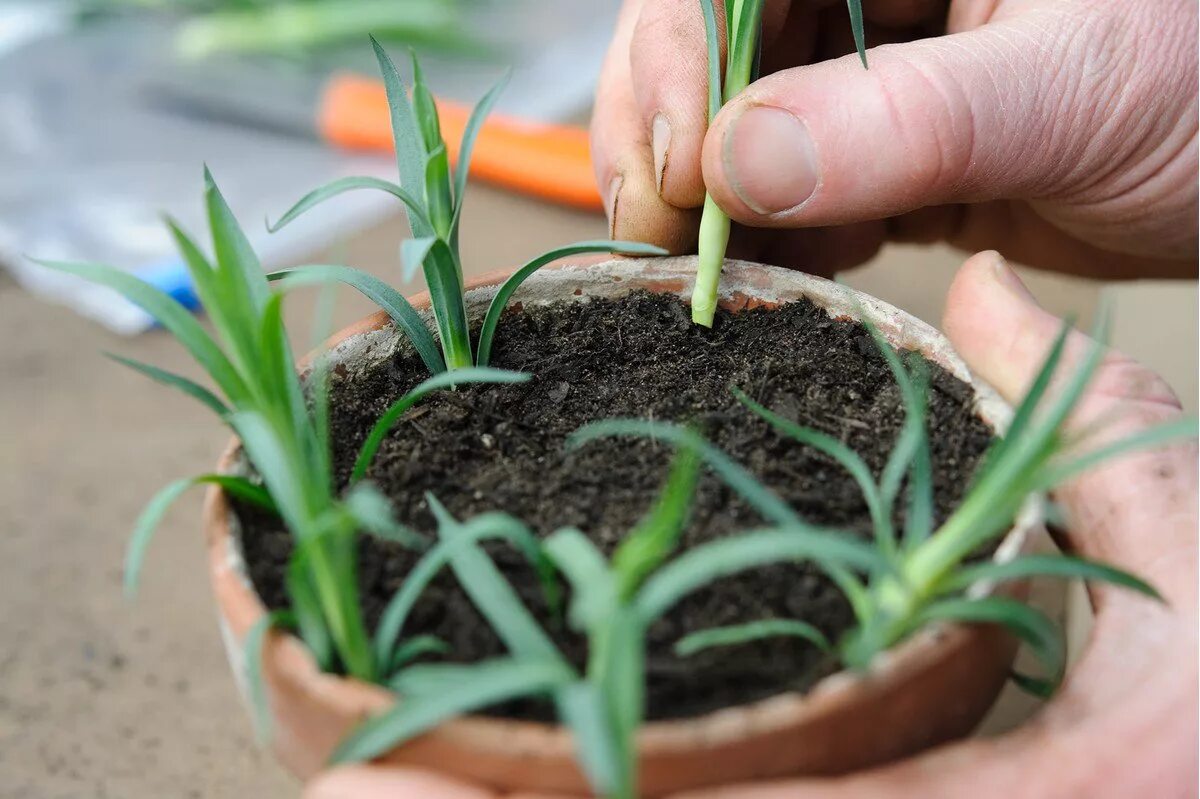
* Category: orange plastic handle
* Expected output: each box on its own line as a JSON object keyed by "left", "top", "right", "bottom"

{"left": 318, "top": 73, "right": 603, "bottom": 212}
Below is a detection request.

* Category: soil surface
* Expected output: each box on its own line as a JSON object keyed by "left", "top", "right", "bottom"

{"left": 239, "top": 292, "right": 993, "bottom": 721}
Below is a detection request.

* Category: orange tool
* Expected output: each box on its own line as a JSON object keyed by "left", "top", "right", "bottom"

{"left": 319, "top": 74, "right": 602, "bottom": 211}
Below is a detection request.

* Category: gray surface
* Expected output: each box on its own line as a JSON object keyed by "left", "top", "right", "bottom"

{"left": 2, "top": 186, "right": 1194, "bottom": 796}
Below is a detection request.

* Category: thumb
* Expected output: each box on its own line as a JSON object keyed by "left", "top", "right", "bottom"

{"left": 943, "top": 251, "right": 1195, "bottom": 606}
{"left": 700, "top": 6, "right": 1141, "bottom": 227}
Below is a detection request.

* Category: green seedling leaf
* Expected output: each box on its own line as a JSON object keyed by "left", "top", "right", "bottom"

{"left": 331, "top": 658, "right": 573, "bottom": 764}
{"left": 974, "top": 319, "right": 1072, "bottom": 482}
{"left": 285, "top": 543, "right": 335, "bottom": 672}
{"left": 124, "top": 474, "right": 273, "bottom": 598}
{"left": 847, "top": 0, "right": 868, "bottom": 68}
{"left": 389, "top": 661, "right": 482, "bottom": 694}
{"left": 601, "top": 607, "right": 645, "bottom": 798}
{"left": 450, "top": 70, "right": 512, "bottom": 249}
{"left": 423, "top": 144, "right": 454, "bottom": 239}
{"left": 258, "top": 292, "right": 309, "bottom": 446}
{"left": 941, "top": 554, "right": 1164, "bottom": 602}
{"left": 245, "top": 609, "right": 295, "bottom": 743}
{"left": 732, "top": 386, "right": 885, "bottom": 535}
{"left": 352, "top": 368, "right": 530, "bottom": 482}
{"left": 475, "top": 240, "right": 667, "bottom": 366}
{"left": 636, "top": 527, "right": 883, "bottom": 623}
{"left": 544, "top": 527, "right": 617, "bottom": 631}
{"left": 904, "top": 431, "right": 934, "bottom": 546}
{"left": 612, "top": 445, "right": 701, "bottom": 599}
{"left": 343, "top": 482, "right": 426, "bottom": 548}
{"left": 400, "top": 236, "right": 438, "bottom": 283}
{"left": 698, "top": 0, "right": 722, "bottom": 122}
{"left": 674, "top": 618, "right": 831, "bottom": 657}
{"left": 105, "top": 353, "right": 230, "bottom": 418}
{"left": 373, "top": 509, "right": 559, "bottom": 671}
{"left": 268, "top": 176, "right": 432, "bottom": 234}
{"left": 371, "top": 36, "right": 431, "bottom": 236}
{"left": 421, "top": 238, "right": 473, "bottom": 370}
{"left": 568, "top": 419, "right": 799, "bottom": 526}
{"left": 387, "top": 635, "right": 450, "bottom": 673}
{"left": 204, "top": 166, "right": 271, "bottom": 317}
{"left": 1038, "top": 417, "right": 1200, "bottom": 490}
{"left": 428, "top": 496, "right": 567, "bottom": 663}
{"left": 228, "top": 411, "right": 308, "bottom": 534}
{"left": 915, "top": 597, "right": 1065, "bottom": 694}
{"left": 34, "top": 258, "right": 248, "bottom": 402}
{"left": 267, "top": 265, "right": 445, "bottom": 374}
{"left": 560, "top": 682, "right": 624, "bottom": 798}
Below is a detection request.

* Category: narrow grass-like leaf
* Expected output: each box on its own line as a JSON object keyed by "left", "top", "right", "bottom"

{"left": 285, "top": 544, "right": 334, "bottom": 672}
{"left": 423, "top": 144, "right": 454, "bottom": 239}
{"left": 352, "top": 368, "right": 530, "bottom": 482}
{"left": 974, "top": 320, "right": 1072, "bottom": 482}
{"left": 268, "top": 176, "right": 432, "bottom": 234}
{"left": 245, "top": 609, "right": 294, "bottom": 743}
{"left": 560, "top": 682, "right": 623, "bottom": 798}
{"left": 601, "top": 607, "right": 644, "bottom": 798}
{"left": 372, "top": 509, "right": 558, "bottom": 669}
{"left": 267, "top": 266, "right": 444, "bottom": 374}
{"left": 371, "top": 36, "right": 431, "bottom": 236}
{"left": 258, "top": 292, "right": 309, "bottom": 443}
{"left": 612, "top": 445, "right": 700, "bottom": 598}
{"left": 732, "top": 386, "right": 884, "bottom": 532}
{"left": 422, "top": 239, "right": 473, "bottom": 370}
{"left": 400, "top": 236, "right": 437, "bottom": 283}
{"left": 675, "top": 618, "right": 831, "bottom": 656}
{"left": 475, "top": 240, "right": 667, "bottom": 366}
{"left": 544, "top": 527, "right": 617, "bottom": 631}
{"left": 204, "top": 167, "right": 270, "bottom": 315}
{"left": 331, "top": 658, "right": 573, "bottom": 764}
{"left": 569, "top": 419, "right": 800, "bottom": 527}
{"left": 941, "top": 554, "right": 1164, "bottom": 601}
{"left": 228, "top": 411, "right": 308, "bottom": 533}
{"left": 450, "top": 70, "right": 512, "bottom": 249}
{"left": 904, "top": 432, "right": 934, "bottom": 546}
{"left": 105, "top": 353, "right": 230, "bottom": 418}
{"left": 636, "top": 527, "right": 883, "bottom": 623}
{"left": 846, "top": 0, "right": 868, "bottom": 68}
{"left": 915, "top": 597, "right": 1065, "bottom": 692}
{"left": 124, "top": 474, "right": 273, "bottom": 598}
{"left": 698, "top": 0, "right": 722, "bottom": 122}
{"left": 343, "top": 482, "right": 426, "bottom": 548}
{"left": 1038, "top": 417, "right": 1199, "bottom": 490}
{"left": 34, "top": 258, "right": 248, "bottom": 401}
{"left": 429, "top": 496, "right": 567, "bottom": 663}
{"left": 387, "top": 635, "right": 450, "bottom": 673}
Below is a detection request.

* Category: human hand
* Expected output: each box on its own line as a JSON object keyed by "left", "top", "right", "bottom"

{"left": 303, "top": 251, "right": 1198, "bottom": 797}
{"left": 591, "top": 0, "right": 1198, "bottom": 279}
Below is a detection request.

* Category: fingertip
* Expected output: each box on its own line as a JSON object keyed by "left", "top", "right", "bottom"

{"left": 305, "top": 766, "right": 492, "bottom": 799}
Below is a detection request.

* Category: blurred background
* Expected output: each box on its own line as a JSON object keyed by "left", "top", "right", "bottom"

{"left": 0, "top": 2, "right": 1194, "bottom": 797}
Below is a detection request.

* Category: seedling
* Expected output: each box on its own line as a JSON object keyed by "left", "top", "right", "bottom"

{"left": 269, "top": 39, "right": 666, "bottom": 373}
{"left": 680, "top": 309, "right": 1197, "bottom": 695}
{"left": 34, "top": 172, "right": 529, "bottom": 696}
{"left": 691, "top": 0, "right": 867, "bottom": 326}
{"left": 330, "top": 437, "right": 885, "bottom": 798}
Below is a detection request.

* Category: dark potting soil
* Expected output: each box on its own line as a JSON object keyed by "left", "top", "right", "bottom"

{"left": 238, "top": 291, "right": 993, "bottom": 722}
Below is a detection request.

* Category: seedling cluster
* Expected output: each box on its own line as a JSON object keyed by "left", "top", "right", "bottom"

{"left": 41, "top": 30, "right": 1197, "bottom": 799}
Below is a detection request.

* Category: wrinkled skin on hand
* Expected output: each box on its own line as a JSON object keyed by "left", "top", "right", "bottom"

{"left": 591, "top": 0, "right": 1198, "bottom": 279}
{"left": 304, "top": 252, "right": 1199, "bottom": 798}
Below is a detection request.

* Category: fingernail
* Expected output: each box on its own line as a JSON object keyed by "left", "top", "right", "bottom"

{"left": 606, "top": 175, "right": 623, "bottom": 238}
{"left": 990, "top": 252, "right": 1039, "bottom": 305}
{"left": 651, "top": 113, "right": 671, "bottom": 195}
{"left": 724, "top": 106, "right": 819, "bottom": 214}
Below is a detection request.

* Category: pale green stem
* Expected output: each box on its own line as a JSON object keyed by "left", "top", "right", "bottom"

{"left": 692, "top": 196, "right": 731, "bottom": 326}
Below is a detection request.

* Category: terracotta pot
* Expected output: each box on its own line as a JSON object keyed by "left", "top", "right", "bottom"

{"left": 205, "top": 257, "right": 1041, "bottom": 797}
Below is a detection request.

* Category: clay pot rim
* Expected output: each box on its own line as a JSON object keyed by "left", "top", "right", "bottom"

{"left": 206, "top": 256, "right": 1040, "bottom": 761}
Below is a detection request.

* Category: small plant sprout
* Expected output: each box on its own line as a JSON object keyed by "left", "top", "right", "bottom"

{"left": 331, "top": 438, "right": 884, "bottom": 798}
{"left": 687, "top": 308, "right": 1195, "bottom": 696}
{"left": 33, "top": 171, "right": 529, "bottom": 703}
{"left": 691, "top": 0, "right": 867, "bottom": 327}
{"left": 269, "top": 39, "right": 667, "bottom": 373}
